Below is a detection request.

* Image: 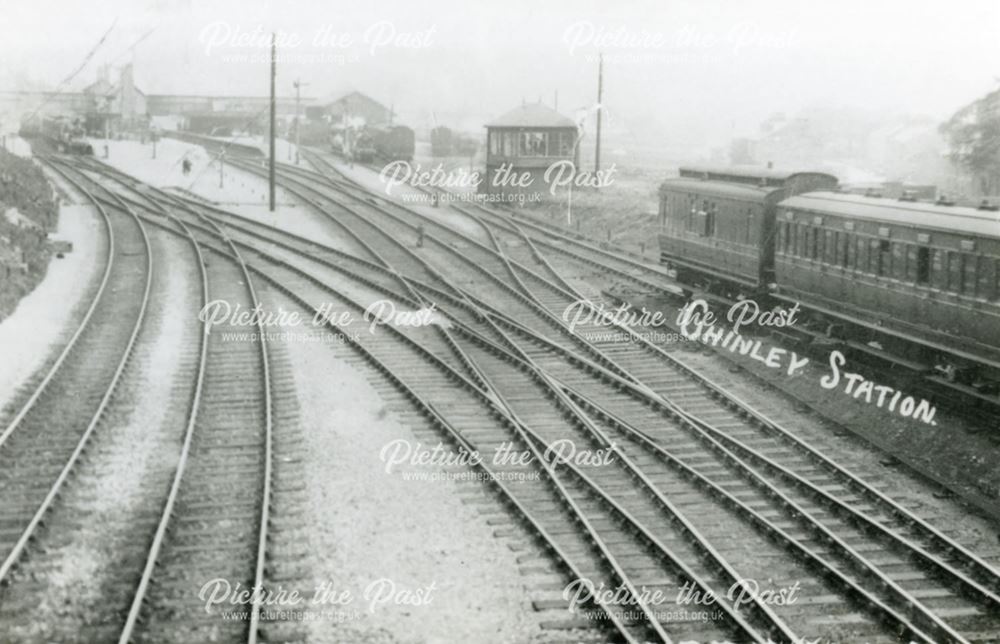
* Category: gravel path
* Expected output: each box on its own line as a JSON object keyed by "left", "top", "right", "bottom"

{"left": 0, "top": 201, "right": 100, "bottom": 412}
{"left": 323, "top": 154, "right": 488, "bottom": 241}
{"left": 281, "top": 329, "right": 534, "bottom": 644}
{"left": 100, "top": 139, "right": 356, "bottom": 251}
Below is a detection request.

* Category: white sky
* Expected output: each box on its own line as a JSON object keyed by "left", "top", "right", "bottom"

{"left": 2, "top": 0, "right": 998, "bottom": 146}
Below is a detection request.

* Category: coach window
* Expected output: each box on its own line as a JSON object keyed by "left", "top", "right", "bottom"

{"left": 965, "top": 255, "right": 979, "bottom": 296}
{"left": 893, "top": 242, "right": 908, "bottom": 280}
{"left": 948, "top": 252, "right": 963, "bottom": 292}
{"left": 978, "top": 257, "right": 996, "bottom": 299}
{"left": 810, "top": 228, "right": 819, "bottom": 261}
{"left": 916, "top": 247, "right": 931, "bottom": 284}
{"left": 705, "top": 203, "right": 717, "bottom": 237}
{"left": 994, "top": 259, "right": 1000, "bottom": 300}
{"left": 877, "top": 240, "right": 890, "bottom": 276}
{"left": 842, "top": 234, "right": 852, "bottom": 268}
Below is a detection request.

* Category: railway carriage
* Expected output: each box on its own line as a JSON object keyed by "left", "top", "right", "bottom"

{"left": 657, "top": 166, "right": 838, "bottom": 294}
{"left": 430, "top": 126, "right": 453, "bottom": 156}
{"left": 774, "top": 192, "right": 1000, "bottom": 385}
{"left": 371, "top": 125, "right": 415, "bottom": 163}
{"left": 657, "top": 164, "right": 1000, "bottom": 397}
{"left": 658, "top": 179, "right": 784, "bottom": 291}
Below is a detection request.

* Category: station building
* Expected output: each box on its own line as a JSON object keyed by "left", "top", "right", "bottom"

{"left": 82, "top": 64, "right": 147, "bottom": 136}
{"left": 481, "top": 103, "right": 579, "bottom": 202}
{"left": 321, "top": 91, "right": 392, "bottom": 126}
{"left": 0, "top": 64, "right": 147, "bottom": 137}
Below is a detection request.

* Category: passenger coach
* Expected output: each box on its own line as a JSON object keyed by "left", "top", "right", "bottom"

{"left": 658, "top": 179, "right": 783, "bottom": 290}
{"left": 774, "top": 192, "right": 1000, "bottom": 382}
{"left": 657, "top": 166, "right": 837, "bottom": 293}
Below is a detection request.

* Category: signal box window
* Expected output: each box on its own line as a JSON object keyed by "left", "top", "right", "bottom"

{"left": 519, "top": 131, "right": 546, "bottom": 156}
{"left": 553, "top": 132, "right": 573, "bottom": 156}
{"left": 502, "top": 132, "right": 516, "bottom": 156}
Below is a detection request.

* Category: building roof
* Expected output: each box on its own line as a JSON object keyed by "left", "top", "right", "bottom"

{"left": 326, "top": 91, "right": 387, "bottom": 110}
{"left": 782, "top": 192, "right": 1000, "bottom": 239}
{"left": 83, "top": 78, "right": 114, "bottom": 96}
{"left": 660, "top": 178, "right": 782, "bottom": 201}
{"left": 486, "top": 103, "right": 576, "bottom": 128}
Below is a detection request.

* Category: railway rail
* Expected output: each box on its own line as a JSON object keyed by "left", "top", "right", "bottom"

{"left": 66, "top": 157, "right": 996, "bottom": 641}
{"left": 70, "top": 158, "right": 764, "bottom": 642}
{"left": 335, "top": 149, "right": 1000, "bottom": 417}
{"left": 0, "top": 163, "right": 152, "bottom": 597}
{"left": 6, "top": 159, "right": 282, "bottom": 644}
{"left": 277, "top": 154, "right": 1000, "bottom": 641}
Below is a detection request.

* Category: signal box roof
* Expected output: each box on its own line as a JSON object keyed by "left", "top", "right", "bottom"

{"left": 486, "top": 103, "right": 576, "bottom": 128}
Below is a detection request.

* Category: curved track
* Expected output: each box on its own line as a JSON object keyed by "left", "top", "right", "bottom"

{"left": 59, "top": 154, "right": 1000, "bottom": 643}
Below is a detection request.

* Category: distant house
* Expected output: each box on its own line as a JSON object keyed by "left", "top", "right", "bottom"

{"left": 323, "top": 91, "right": 392, "bottom": 127}
{"left": 82, "top": 64, "right": 147, "bottom": 136}
{"left": 482, "top": 103, "right": 579, "bottom": 202}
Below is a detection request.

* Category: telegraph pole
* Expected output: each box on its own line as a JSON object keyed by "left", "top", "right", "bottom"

{"left": 268, "top": 33, "right": 277, "bottom": 212}
{"left": 595, "top": 52, "right": 603, "bottom": 176}
{"left": 293, "top": 79, "right": 308, "bottom": 164}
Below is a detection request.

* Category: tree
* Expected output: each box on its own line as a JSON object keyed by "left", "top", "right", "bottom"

{"left": 940, "top": 90, "right": 1000, "bottom": 195}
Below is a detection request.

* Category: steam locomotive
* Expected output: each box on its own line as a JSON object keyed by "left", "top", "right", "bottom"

{"left": 19, "top": 115, "right": 94, "bottom": 155}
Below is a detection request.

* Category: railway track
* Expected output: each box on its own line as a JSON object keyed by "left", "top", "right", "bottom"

{"left": 73, "top": 159, "right": 766, "bottom": 642}
{"left": 333, "top": 150, "right": 1000, "bottom": 420}
{"left": 319, "top": 149, "right": 677, "bottom": 298}
{"left": 261, "top": 155, "right": 1000, "bottom": 642}
{"left": 0, "top": 163, "right": 153, "bottom": 602}
{"left": 0, "top": 159, "right": 284, "bottom": 644}
{"left": 114, "top": 212, "right": 274, "bottom": 644}
{"left": 68, "top": 156, "right": 1000, "bottom": 642}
